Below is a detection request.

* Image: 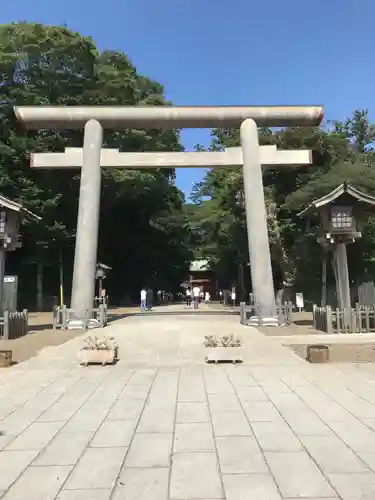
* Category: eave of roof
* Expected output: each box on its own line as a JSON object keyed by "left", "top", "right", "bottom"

{"left": 0, "top": 194, "right": 41, "bottom": 221}
{"left": 298, "top": 182, "right": 375, "bottom": 217}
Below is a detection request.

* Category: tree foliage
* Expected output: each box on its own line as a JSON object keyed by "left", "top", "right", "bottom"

{"left": 0, "top": 22, "right": 191, "bottom": 307}
{"left": 191, "top": 109, "right": 375, "bottom": 302}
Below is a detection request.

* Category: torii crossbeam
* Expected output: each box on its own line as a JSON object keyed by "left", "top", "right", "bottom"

{"left": 31, "top": 146, "right": 312, "bottom": 169}
{"left": 15, "top": 104, "right": 324, "bottom": 325}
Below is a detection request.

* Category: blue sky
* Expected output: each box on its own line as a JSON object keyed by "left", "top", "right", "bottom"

{"left": 3, "top": 0, "right": 375, "bottom": 197}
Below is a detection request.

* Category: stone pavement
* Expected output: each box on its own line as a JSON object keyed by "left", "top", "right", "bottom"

{"left": 1, "top": 306, "right": 375, "bottom": 498}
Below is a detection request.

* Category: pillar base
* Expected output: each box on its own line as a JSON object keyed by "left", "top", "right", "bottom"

{"left": 248, "top": 316, "right": 280, "bottom": 327}
{"left": 67, "top": 318, "right": 100, "bottom": 330}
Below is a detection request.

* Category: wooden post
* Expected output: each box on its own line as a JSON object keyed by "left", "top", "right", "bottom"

{"left": 99, "top": 304, "right": 105, "bottom": 327}
{"left": 23, "top": 309, "right": 28, "bottom": 335}
{"left": 62, "top": 305, "right": 67, "bottom": 330}
{"left": 239, "top": 302, "right": 245, "bottom": 324}
{"left": 321, "top": 255, "right": 327, "bottom": 306}
{"left": 0, "top": 246, "right": 6, "bottom": 317}
{"left": 3, "top": 310, "right": 9, "bottom": 340}
{"left": 36, "top": 262, "right": 43, "bottom": 311}
{"left": 313, "top": 304, "right": 316, "bottom": 329}
{"left": 356, "top": 303, "right": 362, "bottom": 333}
{"left": 326, "top": 305, "right": 333, "bottom": 334}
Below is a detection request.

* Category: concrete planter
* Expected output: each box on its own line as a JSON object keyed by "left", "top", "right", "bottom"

{"left": 78, "top": 346, "right": 118, "bottom": 366}
{"left": 205, "top": 347, "right": 243, "bottom": 364}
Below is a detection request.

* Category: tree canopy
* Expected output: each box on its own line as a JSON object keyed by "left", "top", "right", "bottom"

{"left": 0, "top": 22, "right": 191, "bottom": 308}
{"left": 190, "top": 110, "right": 375, "bottom": 302}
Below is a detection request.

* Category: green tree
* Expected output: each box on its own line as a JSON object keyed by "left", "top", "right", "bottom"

{"left": 0, "top": 22, "right": 191, "bottom": 307}
{"left": 191, "top": 110, "right": 375, "bottom": 302}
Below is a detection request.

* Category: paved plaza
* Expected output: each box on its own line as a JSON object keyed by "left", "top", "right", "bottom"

{"left": 1, "top": 306, "right": 375, "bottom": 499}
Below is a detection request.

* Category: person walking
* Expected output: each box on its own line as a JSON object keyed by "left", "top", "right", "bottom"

{"left": 186, "top": 288, "right": 192, "bottom": 307}
{"left": 140, "top": 288, "right": 147, "bottom": 312}
{"left": 192, "top": 285, "right": 201, "bottom": 309}
{"left": 146, "top": 288, "right": 154, "bottom": 311}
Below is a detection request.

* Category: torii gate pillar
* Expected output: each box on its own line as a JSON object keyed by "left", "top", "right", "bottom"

{"left": 241, "top": 119, "right": 276, "bottom": 321}
{"left": 71, "top": 120, "right": 103, "bottom": 316}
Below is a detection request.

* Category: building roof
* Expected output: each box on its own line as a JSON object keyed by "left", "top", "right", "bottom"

{"left": 189, "top": 259, "right": 209, "bottom": 272}
{"left": 298, "top": 182, "right": 375, "bottom": 217}
{"left": 0, "top": 194, "right": 41, "bottom": 221}
{"left": 97, "top": 262, "right": 112, "bottom": 271}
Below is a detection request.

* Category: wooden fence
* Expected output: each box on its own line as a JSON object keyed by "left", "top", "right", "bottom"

{"left": 313, "top": 304, "right": 375, "bottom": 333}
{"left": 94, "top": 296, "right": 108, "bottom": 310}
{"left": 0, "top": 309, "right": 28, "bottom": 340}
{"left": 240, "top": 301, "right": 293, "bottom": 326}
{"left": 53, "top": 304, "right": 107, "bottom": 330}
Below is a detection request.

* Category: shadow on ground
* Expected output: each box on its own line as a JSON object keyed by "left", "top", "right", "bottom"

{"left": 128, "top": 310, "right": 239, "bottom": 317}
{"left": 294, "top": 319, "right": 313, "bottom": 326}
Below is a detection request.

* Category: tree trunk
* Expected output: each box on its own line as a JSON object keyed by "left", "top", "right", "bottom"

{"left": 36, "top": 262, "right": 43, "bottom": 311}
{"left": 266, "top": 201, "right": 295, "bottom": 301}
{"left": 332, "top": 253, "right": 341, "bottom": 309}
{"left": 237, "top": 262, "right": 245, "bottom": 301}
{"left": 321, "top": 255, "right": 327, "bottom": 306}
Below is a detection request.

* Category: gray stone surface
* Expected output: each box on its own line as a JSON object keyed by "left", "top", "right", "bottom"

{"left": 2, "top": 307, "right": 375, "bottom": 498}
{"left": 33, "top": 432, "right": 94, "bottom": 466}
{"left": 56, "top": 491, "right": 112, "bottom": 500}
{"left": 266, "top": 451, "right": 336, "bottom": 498}
{"left": 170, "top": 453, "right": 223, "bottom": 499}
{"left": 63, "top": 447, "right": 127, "bottom": 490}
{"left": 176, "top": 402, "right": 209, "bottom": 423}
{"left": 5, "top": 421, "right": 65, "bottom": 451}
{"left": 174, "top": 423, "right": 215, "bottom": 452}
{"left": 328, "top": 471, "right": 375, "bottom": 499}
{"left": 252, "top": 420, "right": 303, "bottom": 451}
{"left": 211, "top": 411, "right": 252, "bottom": 436}
{"left": 112, "top": 467, "right": 169, "bottom": 500}
{"left": 223, "top": 473, "right": 281, "bottom": 500}
{"left": 137, "top": 407, "right": 175, "bottom": 433}
{"left": 216, "top": 436, "right": 268, "bottom": 473}
{"left": 90, "top": 419, "right": 136, "bottom": 448}
{"left": 0, "top": 451, "right": 39, "bottom": 491}
{"left": 299, "top": 435, "right": 368, "bottom": 473}
{"left": 125, "top": 433, "right": 172, "bottom": 467}
{"left": 2, "top": 465, "right": 72, "bottom": 500}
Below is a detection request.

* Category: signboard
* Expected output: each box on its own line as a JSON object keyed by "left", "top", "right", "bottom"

{"left": 296, "top": 292, "right": 304, "bottom": 310}
{"left": 3, "top": 275, "right": 18, "bottom": 311}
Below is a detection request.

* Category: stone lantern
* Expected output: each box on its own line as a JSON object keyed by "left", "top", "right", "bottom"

{"left": 0, "top": 195, "right": 40, "bottom": 314}
{"left": 298, "top": 182, "right": 375, "bottom": 315}
{"left": 95, "top": 262, "right": 111, "bottom": 302}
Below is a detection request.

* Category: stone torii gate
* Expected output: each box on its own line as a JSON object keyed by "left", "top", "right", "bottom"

{"left": 14, "top": 105, "right": 323, "bottom": 323}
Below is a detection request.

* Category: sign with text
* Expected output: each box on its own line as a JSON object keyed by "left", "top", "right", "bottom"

{"left": 296, "top": 292, "right": 304, "bottom": 309}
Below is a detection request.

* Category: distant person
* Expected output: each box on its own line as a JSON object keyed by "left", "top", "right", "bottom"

{"left": 146, "top": 288, "right": 154, "bottom": 311}
{"left": 205, "top": 291, "right": 210, "bottom": 303}
{"left": 186, "top": 288, "right": 192, "bottom": 307}
{"left": 193, "top": 285, "right": 201, "bottom": 309}
{"left": 140, "top": 288, "right": 147, "bottom": 312}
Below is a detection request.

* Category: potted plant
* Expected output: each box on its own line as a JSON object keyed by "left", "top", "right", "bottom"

{"left": 78, "top": 335, "right": 119, "bottom": 366}
{"left": 204, "top": 334, "right": 243, "bottom": 364}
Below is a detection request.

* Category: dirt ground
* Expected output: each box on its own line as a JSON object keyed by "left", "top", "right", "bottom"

{"left": 290, "top": 342, "right": 375, "bottom": 363}
{"left": 0, "top": 307, "right": 370, "bottom": 366}
{"left": 258, "top": 310, "right": 320, "bottom": 337}
{"left": 0, "top": 307, "right": 138, "bottom": 364}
